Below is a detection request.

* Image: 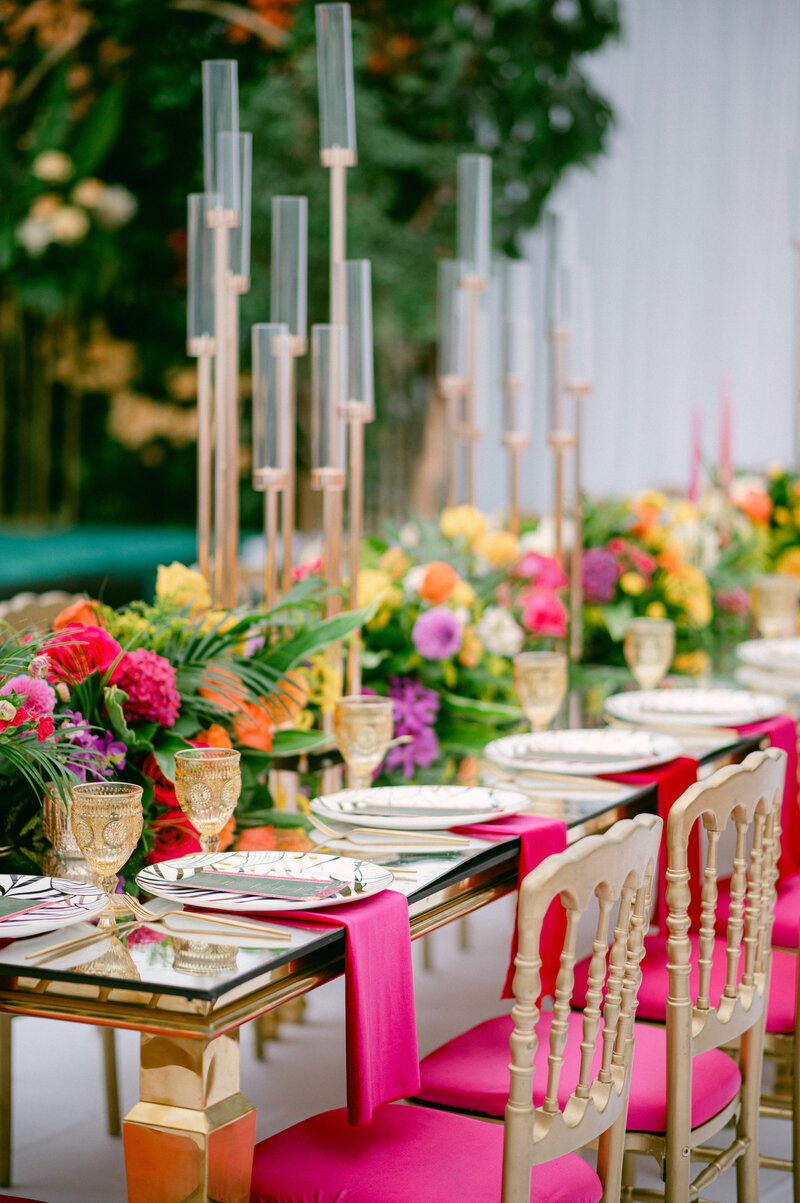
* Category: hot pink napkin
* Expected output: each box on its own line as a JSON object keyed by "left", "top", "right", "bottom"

{"left": 258, "top": 889, "right": 418, "bottom": 1126}
{"left": 603, "top": 756, "right": 699, "bottom": 929}
{"left": 736, "top": 715, "right": 798, "bottom": 881}
{"left": 451, "top": 814, "right": 567, "bottom": 999}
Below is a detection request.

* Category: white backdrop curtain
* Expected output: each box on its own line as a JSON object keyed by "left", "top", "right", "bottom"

{"left": 474, "top": 0, "right": 800, "bottom": 516}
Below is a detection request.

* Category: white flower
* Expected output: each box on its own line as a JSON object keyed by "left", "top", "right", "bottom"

{"left": 56, "top": 682, "right": 70, "bottom": 703}
{"left": 16, "top": 216, "right": 51, "bottom": 257}
{"left": 49, "top": 205, "right": 90, "bottom": 245}
{"left": 398, "top": 522, "right": 420, "bottom": 549}
{"left": 519, "top": 516, "right": 574, "bottom": 556}
{"left": 451, "top": 606, "right": 469, "bottom": 628}
{"left": 31, "top": 150, "right": 73, "bottom": 182}
{"left": 0, "top": 701, "right": 16, "bottom": 722}
{"left": 403, "top": 565, "right": 427, "bottom": 597}
{"left": 93, "top": 184, "right": 137, "bottom": 229}
{"left": 475, "top": 606, "right": 524, "bottom": 657}
{"left": 72, "top": 177, "right": 106, "bottom": 208}
{"left": 729, "top": 474, "right": 767, "bottom": 506}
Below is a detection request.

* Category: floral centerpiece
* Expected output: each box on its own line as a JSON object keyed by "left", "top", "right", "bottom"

{"left": 0, "top": 563, "right": 365, "bottom": 882}
{"left": 357, "top": 505, "right": 568, "bottom": 782}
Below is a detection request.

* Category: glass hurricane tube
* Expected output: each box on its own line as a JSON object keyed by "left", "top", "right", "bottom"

{"left": 316, "top": 4, "right": 357, "bottom": 157}
{"left": 174, "top": 748, "right": 241, "bottom": 854}
{"left": 202, "top": 60, "right": 239, "bottom": 201}
{"left": 271, "top": 197, "right": 308, "bottom": 350}
{"left": 187, "top": 192, "right": 217, "bottom": 583}
{"left": 457, "top": 154, "right": 491, "bottom": 284}
{"left": 226, "top": 131, "right": 252, "bottom": 287}
{"left": 252, "top": 322, "right": 290, "bottom": 607}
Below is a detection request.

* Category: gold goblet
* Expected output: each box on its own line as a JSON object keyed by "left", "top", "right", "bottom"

{"left": 69, "top": 781, "right": 144, "bottom": 915}
{"left": 334, "top": 696, "right": 394, "bottom": 789}
{"left": 513, "top": 651, "right": 568, "bottom": 732}
{"left": 174, "top": 748, "right": 241, "bottom": 854}
{"left": 623, "top": 617, "right": 675, "bottom": 690}
{"left": 751, "top": 573, "right": 799, "bottom": 639}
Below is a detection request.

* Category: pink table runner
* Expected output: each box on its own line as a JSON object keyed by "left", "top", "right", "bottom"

{"left": 736, "top": 715, "right": 799, "bottom": 881}
{"left": 452, "top": 814, "right": 567, "bottom": 998}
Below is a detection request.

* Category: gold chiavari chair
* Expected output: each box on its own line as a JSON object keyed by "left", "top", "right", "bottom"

{"left": 248, "top": 813, "right": 663, "bottom": 1203}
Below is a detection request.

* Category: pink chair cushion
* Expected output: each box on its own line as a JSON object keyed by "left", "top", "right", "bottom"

{"left": 250, "top": 1104, "right": 602, "bottom": 1203}
{"left": 572, "top": 935, "right": 797, "bottom": 1033}
{"left": 715, "top": 874, "right": 800, "bottom": 950}
{"left": 416, "top": 1010, "right": 740, "bottom": 1133}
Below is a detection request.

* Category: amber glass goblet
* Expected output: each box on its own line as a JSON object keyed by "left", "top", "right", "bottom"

{"left": 512, "top": 651, "right": 568, "bottom": 732}
{"left": 69, "top": 782, "right": 143, "bottom": 914}
{"left": 174, "top": 748, "right": 241, "bottom": 854}
{"left": 334, "top": 696, "right": 394, "bottom": 789}
{"left": 623, "top": 617, "right": 675, "bottom": 690}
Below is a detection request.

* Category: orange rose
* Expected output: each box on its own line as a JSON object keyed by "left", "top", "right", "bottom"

{"left": 657, "top": 547, "right": 683, "bottom": 575}
{"left": 234, "top": 825, "right": 278, "bottom": 852}
{"left": 53, "top": 598, "right": 102, "bottom": 630}
{"left": 193, "top": 723, "right": 234, "bottom": 750}
{"left": 738, "top": 488, "right": 773, "bottom": 526}
{"left": 419, "top": 561, "right": 459, "bottom": 605}
{"left": 199, "top": 668, "right": 274, "bottom": 752}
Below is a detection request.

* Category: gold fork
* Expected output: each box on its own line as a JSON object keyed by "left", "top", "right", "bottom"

{"left": 307, "top": 812, "right": 469, "bottom": 845}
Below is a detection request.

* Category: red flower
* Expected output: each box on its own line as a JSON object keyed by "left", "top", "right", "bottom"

{"left": 147, "top": 815, "right": 202, "bottom": 864}
{"left": 10, "top": 708, "right": 28, "bottom": 727}
{"left": 36, "top": 716, "right": 54, "bottom": 741}
{"left": 142, "top": 753, "right": 181, "bottom": 809}
{"left": 521, "top": 590, "right": 569, "bottom": 638}
{"left": 46, "top": 625, "right": 123, "bottom": 686}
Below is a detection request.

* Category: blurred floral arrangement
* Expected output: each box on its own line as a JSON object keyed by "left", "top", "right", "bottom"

{"left": 0, "top": 563, "right": 364, "bottom": 878}
{"left": 355, "top": 504, "right": 567, "bottom": 783}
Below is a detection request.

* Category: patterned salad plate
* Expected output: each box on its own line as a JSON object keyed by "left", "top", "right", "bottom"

{"left": 483, "top": 727, "right": 682, "bottom": 776}
{"left": 137, "top": 850, "right": 394, "bottom": 912}
{"left": 604, "top": 687, "right": 785, "bottom": 728}
{"left": 310, "top": 785, "right": 531, "bottom": 830}
{"left": 736, "top": 638, "right": 800, "bottom": 674}
{"left": 0, "top": 875, "right": 107, "bottom": 939}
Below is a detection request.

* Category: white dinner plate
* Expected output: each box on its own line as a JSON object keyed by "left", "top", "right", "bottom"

{"left": 604, "top": 687, "right": 785, "bottom": 728}
{"left": 483, "top": 727, "right": 682, "bottom": 775}
{"left": 310, "top": 785, "right": 532, "bottom": 830}
{"left": 137, "top": 851, "right": 394, "bottom": 912}
{"left": 734, "top": 664, "right": 800, "bottom": 698}
{"left": 736, "top": 638, "right": 800, "bottom": 674}
{"left": 0, "top": 876, "right": 107, "bottom": 939}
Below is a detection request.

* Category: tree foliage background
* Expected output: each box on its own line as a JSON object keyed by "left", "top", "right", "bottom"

{"left": 0, "top": 0, "right": 620, "bottom": 529}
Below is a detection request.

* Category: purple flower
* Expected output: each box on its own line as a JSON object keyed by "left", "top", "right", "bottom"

{"left": 411, "top": 606, "right": 464, "bottom": 660}
{"left": 369, "top": 677, "right": 441, "bottom": 779}
{"left": 62, "top": 710, "right": 127, "bottom": 783}
{"left": 0, "top": 674, "right": 56, "bottom": 717}
{"left": 582, "top": 548, "right": 619, "bottom": 604}
{"left": 715, "top": 586, "right": 749, "bottom": 617}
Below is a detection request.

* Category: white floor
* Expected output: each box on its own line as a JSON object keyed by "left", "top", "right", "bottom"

{"left": 5, "top": 896, "right": 795, "bottom": 1202}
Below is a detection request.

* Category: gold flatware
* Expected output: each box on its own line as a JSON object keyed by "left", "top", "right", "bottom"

{"left": 307, "top": 812, "right": 469, "bottom": 845}
{"left": 481, "top": 761, "right": 622, "bottom": 793}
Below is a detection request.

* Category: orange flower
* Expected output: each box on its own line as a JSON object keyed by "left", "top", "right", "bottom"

{"left": 261, "top": 669, "right": 311, "bottom": 726}
{"left": 199, "top": 668, "right": 274, "bottom": 752}
{"left": 657, "top": 547, "right": 683, "bottom": 575}
{"left": 737, "top": 488, "right": 773, "bottom": 526}
{"left": 218, "top": 815, "right": 237, "bottom": 851}
{"left": 53, "top": 598, "right": 102, "bottom": 630}
{"left": 629, "top": 503, "right": 660, "bottom": 539}
{"left": 234, "top": 825, "right": 313, "bottom": 852}
{"left": 193, "top": 723, "right": 233, "bottom": 750}
{"left": 419, "top": 561, "right": 459, "bottom": 605}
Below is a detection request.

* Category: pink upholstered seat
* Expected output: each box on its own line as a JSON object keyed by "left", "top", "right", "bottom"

{"left": 715, "top": 874, "right": 800, "bottom": 950}
{"left": 416, "top": 1010, "right": 741, "bottom": 1133}
{"left": 571, "top": 934, "right": 797, "bottom": 1033}
{"left": 249, "top": 1103, "right": 602, "bottom": 1203}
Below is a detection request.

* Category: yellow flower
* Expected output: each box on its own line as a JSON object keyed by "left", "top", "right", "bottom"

{"left": 673, "top": 650, "right": 711, "bottom": 677}
{"left": 156, "top": 561, "right": 211, "bottom": 612}
{"left": 775, "top": 506, "right": 791, "bottom": 526}
{"left": 367, "top": 586, "right": 403, "bottom": 631}
{"left": 767, "top": 461, "right": 784, "bottom": 479}
{"left": 439, "top": 505, "right": 487, "bottom": 546}
{"left": 200, "top": 608, "right": 238, "bottom": 635}
{"left": 669, "top": 499, "right": 698, "bottom": 524}
{"left": 637, "top": 490, "right": 669, "bottom": 511}
{"left": 306, "top": 653, "right": 342, "bottom": 715}
{"left": 379, "top": 547, "right": 411, "bottom": 580}
{"left": 451, "top": 579, "right": 476, "bottom": 607}
{"left": 663, "top": 563, "right": 712, "bottom": 627}
{"left": 458, "top": 627, "right": 483, "bottom": 669}
{"left": 775, "top": 548, "right": 800, "bottom": 587}
{"left": 646, "top": 601, "right": 667, "bottom": 618}
{"left": 620, "top": 572, "right": 645, "bottom": 596}
{"left": 357, "top": 568, "right": 393, "bottom": 609}
{"left": 474, "top": 530, "right": 520, "bottom": 567}
{"left": 792, "top": 507, "right": 800, "bottom": 527}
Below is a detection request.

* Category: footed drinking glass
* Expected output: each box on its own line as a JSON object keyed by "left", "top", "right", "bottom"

{"left": 69, "top": 782, "right": 143, "bottom": 914}
{"left": 334, "top": 696, "right": 394, "bottom": 789}
{"left": 513, "top": 651, "right": 567, "bottom": 732}
{"left": 623, "top": 617, "right": 675, "bottom": 690}
{"left": 174, "top": 747, "right": 241, "bottom": 854}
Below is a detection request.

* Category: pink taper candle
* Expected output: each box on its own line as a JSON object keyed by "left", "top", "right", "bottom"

{"left": 688, "top": 406, "right": 702, "bottom": 503}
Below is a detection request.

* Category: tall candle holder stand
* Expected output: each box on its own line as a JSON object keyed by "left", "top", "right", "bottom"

{"left": 461, "top": 276, "right": 484, "bottom": 504}
{"left": 441, "top": 377, "right": 465, "bottom": 506}
{"left": 549, "top": 322, "right": 569, "bottom": 565}
{"left": 191, "top": 335, "right": 215, "bottom": 583}
{"left": 503, "top": 429, "right": 529, "bottom": 538}
{"left": 280, "top": 337, "right": 305, "bottom": 592}
{"left": 208, "top": 208, "right": 240, "bottom": 608}
{"left": 568, "top": 382, "right": 590, "bottom": 662}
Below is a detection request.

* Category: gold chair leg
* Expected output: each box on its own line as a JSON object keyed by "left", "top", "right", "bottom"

{"left": 621, "top": 1150, "right": 637, "bottom": 1203}
{"left": 0, "top": 1014, "right": 10, "bottom": 1187}
{"left": 458, "top": 916, "right": 471, "bottom": 951}
{"left": 736, "top": 1023, "right": 762, "bottom": 1201}
{"left": 101, "top": 1026, "right": 121, "bottom": 1137}
{"left": 421, "top": 933, "right": 433, "bottom": 971}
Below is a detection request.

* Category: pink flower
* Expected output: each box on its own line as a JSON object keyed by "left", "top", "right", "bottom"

{"left": 115, "top": 649, "right": 180, "bottom": 727}
{"left": 516, "top": 552, "right": 568, "bottom": 590}
{"left": 521, "top": 590, "right": 568, "bottom": 638}
{"left": 46, "top": 625, "right": 123, "bottom": 685}
{"left": 411, "top": 606, "right": 464, "bottom": 660}
{"left": 0, "top": 674, "right": 56, "bottom": 717}
{"left": 292, "top": 557, "right": 322, "bottom": 583}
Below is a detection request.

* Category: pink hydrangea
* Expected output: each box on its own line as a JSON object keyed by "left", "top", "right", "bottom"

{"left": 521, "top": 590, "right": 569, "bottom": 638}
{"left": 0, "top": 674, "right": 56, "bottom": 717}
{"left": 516, "top": 552, "right": 568, "bottom": 591}
{"left": 115, "top": 649, "right": 180, "bottom": 727}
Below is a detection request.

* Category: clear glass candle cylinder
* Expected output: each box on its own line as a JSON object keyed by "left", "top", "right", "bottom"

{"left": 437, "top": 260, "right": 467, "bottom": 387}
{"left": 202, "top": 60, "right": 239, "bottom": 200}
{"left": 546, "top": 208, "right": 578, "bottom": 325}
{"left": 252, "top": 322, "right": 291, "bottom": 489}
{"left": 228, "top": 132, "right": 252, "bottom": 284}
{"left": 457, "top": 154, "right": 492, "bottom": 282}
{"left": 503, "top": 316, "right": 533, "bottom": 436}
{"left": 564, "top": 261, "right": 593, "bottom": 390}
{"left": 340, "top": 259, "right": 374, "bottom": 416}
{"left": 316, "top": 4, "right": 357, "bottom": 157}
{"left": 504, "top": 258, "right": 533, "bottom": 320}
{"left": 271, "top": 196, "right": 308, "bottom": 347}
{"left": 215, "top": 129, "right": 241, "bottom": 218}
{"left": 187, "top": 192, "right": 217, "bottom": 353}
{"left": 311, "top": 323, "right": 347, "bottom": 479}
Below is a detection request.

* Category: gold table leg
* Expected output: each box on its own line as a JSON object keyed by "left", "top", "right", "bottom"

{"left": 123, "top": 1029, "right": 256, "bottom": 1203}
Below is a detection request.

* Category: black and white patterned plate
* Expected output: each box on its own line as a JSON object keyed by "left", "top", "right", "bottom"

{"left": 0, "top": 875, "right": 106, "bottom": 939}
